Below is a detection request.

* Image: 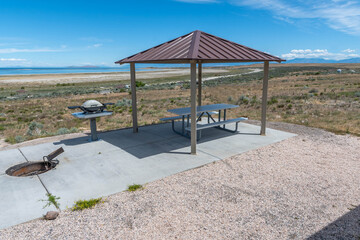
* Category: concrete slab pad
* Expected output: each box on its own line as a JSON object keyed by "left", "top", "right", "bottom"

{"left": 0, "top": 122, "right": 296, "bottom": 229}
{"left": 53, "top": 126, "right": 168, "bottom": 150}
{"left": 0, "top": 174, "right": 56, "bottom": 229}
{"left": 37, "top": 136, "right": 219, "bottom": 209}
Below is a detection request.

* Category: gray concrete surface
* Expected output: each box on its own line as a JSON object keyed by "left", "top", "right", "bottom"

{"left": 0, "top": 122, "right": 296, "bottom": 229}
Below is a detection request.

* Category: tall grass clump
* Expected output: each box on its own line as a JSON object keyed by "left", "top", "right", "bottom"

{"left": 26, "top": 121, "right": 43, "bottom": 136}
{"left": 115, "top": 98, "right": 132, "bottom": 107}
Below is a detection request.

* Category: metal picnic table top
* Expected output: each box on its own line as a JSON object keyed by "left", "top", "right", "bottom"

{"left": 168, "top": 103, "right": 239, "bottom": 116}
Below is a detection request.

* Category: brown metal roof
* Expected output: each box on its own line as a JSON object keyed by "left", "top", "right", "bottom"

{"left": 115, "top": 30, "right": 285, "bottom": 64}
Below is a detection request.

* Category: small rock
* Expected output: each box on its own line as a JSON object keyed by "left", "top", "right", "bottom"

{"left": 45, "top": 211, "right": 59, "bottom": 220}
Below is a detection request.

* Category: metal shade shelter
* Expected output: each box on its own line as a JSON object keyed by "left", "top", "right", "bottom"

{"left": 116, "top": 30, "right": 285, "bottom": 154}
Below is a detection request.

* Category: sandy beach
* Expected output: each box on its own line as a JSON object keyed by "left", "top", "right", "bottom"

{"left": 0, "top": 68, "right": 228, "bottom": 85}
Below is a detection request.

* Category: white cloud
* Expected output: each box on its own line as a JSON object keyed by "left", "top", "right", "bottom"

{"left": 342, "top": 48, "right": 356, "bottom": 53}
{"left": 281, "top": 49, "right": 360, "bottom": 60}
{"left": 0, "top": 58, "right": 26, "bottom": 61}
{"left": 87, "top": 43, "right": 103, "bottom": 48}
{"left": 0, "top": 48, "right": 63, "bottom": 53}
{"left": 227, "top": 0, "right": 360, "bottom": 35}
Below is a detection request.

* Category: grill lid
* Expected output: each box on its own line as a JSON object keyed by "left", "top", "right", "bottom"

{"left": 82, "top": 100, "right": 103, "bottom": 108}
{"left": 80, "top": 100, "right": 105, "bottom": 113}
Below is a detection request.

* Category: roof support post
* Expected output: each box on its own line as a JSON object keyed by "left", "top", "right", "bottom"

{"left": 130, "top": 62, "right": 138, "bottom": 133}
{"left": 197, "top": 62, "right": 202, "bottom": 107}
{"left": 190, "top": 61, "right": 197, "bottom": 154}
{"left": 260, "top": 61, "right": 269, "bottom": 135}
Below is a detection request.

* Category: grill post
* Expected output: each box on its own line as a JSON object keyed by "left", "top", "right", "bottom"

{"left": 90, "top": 118, "right": 98, "bottom": 141}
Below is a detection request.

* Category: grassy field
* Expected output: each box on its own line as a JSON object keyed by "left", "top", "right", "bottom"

{"left": 0, "top": 64, "right": 359, "bottom": 145}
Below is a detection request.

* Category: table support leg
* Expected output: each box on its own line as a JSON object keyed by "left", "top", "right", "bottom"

{"left": 89, "top": 118, "right": 98, "bottom": 141}
{"left": 182, "top": 115, "right": 185, "bottom": 134}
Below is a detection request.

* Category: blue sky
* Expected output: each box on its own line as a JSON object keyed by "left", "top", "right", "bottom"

{"left": 1, "top": 0, "right": 360, "bottom": 67}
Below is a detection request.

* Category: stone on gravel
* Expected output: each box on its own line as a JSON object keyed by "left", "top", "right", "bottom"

{"left": 44, "top": 211, "right": 59, "bottom": 220}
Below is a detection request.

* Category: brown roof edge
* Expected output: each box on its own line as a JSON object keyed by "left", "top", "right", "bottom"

{"left": 115, "top": 30, "right": 286, "bottom": 64}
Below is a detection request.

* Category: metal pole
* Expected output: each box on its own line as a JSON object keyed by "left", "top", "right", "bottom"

{"left": 130, "top": 62, "right": 138, "bottom": 133}
{"left": 260, "top": 61, "right": 269, "bottom": 135}
{"left": 190, "top": 61, "right": 197, "bottom": 154}
{"left": 90, "top": 118, "right": 98, "bottom": 141}
{"left": 198, "top": 62, "right": 202, "bottom": 107}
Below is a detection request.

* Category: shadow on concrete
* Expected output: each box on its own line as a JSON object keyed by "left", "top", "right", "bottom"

{"left": 54, "top": 122, "right": 255, "bottom": 159}
{"left": 307, "top": 205, "right": 360, "bottom": 239}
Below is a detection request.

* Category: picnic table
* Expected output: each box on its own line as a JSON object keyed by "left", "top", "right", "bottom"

{"left": 161, "top": 104, "right": 247, "bottom": 139}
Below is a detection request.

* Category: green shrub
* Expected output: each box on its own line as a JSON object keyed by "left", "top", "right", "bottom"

{"left": 267, "top": 97, "right": 278, "bottom": 105}
{"left": 115, "top": 98, "right": 132, "bottom": 107}
{"left": 27, "top": 121, "right": 43, "bottom": 136}
{"left": 69, "top": 127, "right": 78, "bottom": 133}
{"left": 15, "top": 135, "right": 26, "bottom": 143}
{"left": 250, "top": 96, "right": 258, "bottom": 105}
{"left": 0, "top": 117, "right": 6, "bottom": 121}
{"left": 40, "top": 193, "right": 60, "bottom": 209}
{"left": 0, "top": 125, "right": 5, "bottom": 131}
{"left": 127, "top": 184, "right": 143, "bottom": 192}
{"left": 309, "top": 88, "right": 318, "bottom": 93}
{"left": 72, "top": 198, "right": 102, "bottom": 211}
{"left": 135, "top": 81, "right": 146, "bottom": 87}
{"left": 237, "top": 95, "right": 249, "bottom": 105}
{"left": 56, "top": 128, "right": 70, "bottom": 135}
{"left": 287, "top": 104, "right": 293, "bottom": 109}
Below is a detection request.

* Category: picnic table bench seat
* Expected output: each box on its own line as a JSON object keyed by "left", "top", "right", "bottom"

{"left": 160, "top": 111, "right": 218, "bottom": 122}
{"left": 185, "top": 117, "right": 248, "bottom": 131}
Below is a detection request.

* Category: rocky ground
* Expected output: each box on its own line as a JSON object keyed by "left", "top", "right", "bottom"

{"left": 1, "top": 121, "right": 359, "bottom": 239}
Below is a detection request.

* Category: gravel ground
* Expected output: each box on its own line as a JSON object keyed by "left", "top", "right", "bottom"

{"left": 1, "top": 122, "right": 359, "bottom": 239}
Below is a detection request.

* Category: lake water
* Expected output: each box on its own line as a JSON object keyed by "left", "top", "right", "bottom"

{"left": 0, "top": 67, "right": 135, "bottom": 76}
{"left": 0, "top": 63, "right": 252, "bottom": 76}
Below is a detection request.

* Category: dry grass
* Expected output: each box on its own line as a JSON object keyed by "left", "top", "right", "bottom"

{"left": 0, "top": 64, "right": 359, "bottom": 145}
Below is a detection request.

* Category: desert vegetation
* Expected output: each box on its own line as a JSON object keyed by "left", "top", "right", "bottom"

{"left": 0, "top": 64, "right": 359, "bottom": 145}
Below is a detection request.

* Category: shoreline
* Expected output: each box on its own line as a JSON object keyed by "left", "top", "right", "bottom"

{"left": 0, "top": 68, "right": 228, "bottom": 85}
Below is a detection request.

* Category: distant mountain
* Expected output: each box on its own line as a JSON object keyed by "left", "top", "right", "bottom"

{"left": 337, "top": 58, "right": 360, "bottom": 63}
{"left": 285, "top": 58, "right": 360, "bottom": 64}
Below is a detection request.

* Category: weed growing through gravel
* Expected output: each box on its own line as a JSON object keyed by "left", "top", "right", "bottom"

{"left": 127, "top": 184, "right": 143, "bottom": 192}
{"left": 40, "top": 193, "right": 60, "bottom": 209}
{"left": 71, "top": 198, "right": 102, "bottom": 211}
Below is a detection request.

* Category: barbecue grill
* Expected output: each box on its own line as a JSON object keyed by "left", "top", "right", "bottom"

{"left": 68, "top": 100, "right": 114, "bottom": 113}
{"left": 68, "top": 100, "right": 114, "bottom": 141}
